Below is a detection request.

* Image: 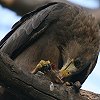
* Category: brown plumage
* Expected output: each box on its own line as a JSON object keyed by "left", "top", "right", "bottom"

{"left": 0, "top": 2, "right": 99, "bottom": 85}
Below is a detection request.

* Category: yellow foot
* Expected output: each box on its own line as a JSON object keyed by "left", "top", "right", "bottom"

{"left": 31, "top": 60, "right": 64, "bottom": 84}
{"left": 31, "top": 60, "right": 51, "bottom": 74}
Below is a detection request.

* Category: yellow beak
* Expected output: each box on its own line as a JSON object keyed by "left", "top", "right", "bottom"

{"left": 59, "top": 59, "right": 77, "bottom": 79}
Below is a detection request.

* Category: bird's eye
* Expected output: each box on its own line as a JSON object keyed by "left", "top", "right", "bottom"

{"left": 74, "top": 59, "right": 81, "bottom": 68}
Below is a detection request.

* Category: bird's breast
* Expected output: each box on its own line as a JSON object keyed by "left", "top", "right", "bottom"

{"left": 14, "top": 33, "right": 60, "bottom": 73}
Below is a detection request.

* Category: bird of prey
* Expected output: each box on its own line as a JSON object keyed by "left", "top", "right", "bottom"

{"left": 0, "top": 2, "right": 100, "bottom": 86}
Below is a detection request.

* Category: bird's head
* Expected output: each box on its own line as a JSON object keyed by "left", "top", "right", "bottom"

{"left": 59, "top": 45, "right": 99, "bottom": 79}
{"left": 56, "top": 2, "right": 100, "bottom": 80}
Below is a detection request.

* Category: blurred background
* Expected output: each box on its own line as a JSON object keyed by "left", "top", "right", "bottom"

{"left": 0, "top": 0, "right": 100, "bottom": 94}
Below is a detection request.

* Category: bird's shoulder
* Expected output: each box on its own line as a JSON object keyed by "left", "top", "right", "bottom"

{"left": 11, "top": 2, "right": 58, "bottom": 30}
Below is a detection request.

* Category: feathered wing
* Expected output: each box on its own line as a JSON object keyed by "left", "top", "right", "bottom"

{"left": 0, "top": 2, "right": 57, "bottom": 59}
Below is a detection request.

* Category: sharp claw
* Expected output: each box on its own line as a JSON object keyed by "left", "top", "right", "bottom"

{"left": 74, "top": 81, "right": 81, "bottom": 89}
{"left": 73, "top": 81, "right": 81, "bottom": 92}
{"left": 31, "top": 67, "right": 39, "bottom": 74}
{"left": 65, "top": 82, "right": 72, "bottom": 86}
{"left": 31, "top": 60, "right": 51, "bottom": 74}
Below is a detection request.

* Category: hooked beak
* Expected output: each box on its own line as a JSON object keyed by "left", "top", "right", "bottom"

{"left": 59, "top": 59, "right": 77, "bottom": 79}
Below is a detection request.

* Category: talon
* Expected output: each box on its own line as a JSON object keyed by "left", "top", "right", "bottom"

{"left": 74, "top": 81, "right": 81, "bottom": 89}
{"left": 73, "top": 81, "right": 81, "bottom": 92}
{"left": 65, "top": 82, "right": 72, "bottom": 86}
{"left": 31, "top": 60, "right": 51, "bottom": 74}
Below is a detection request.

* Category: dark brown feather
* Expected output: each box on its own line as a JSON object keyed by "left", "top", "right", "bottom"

{"left": 0, "top": 2, "right": 99, "bottom": 84}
